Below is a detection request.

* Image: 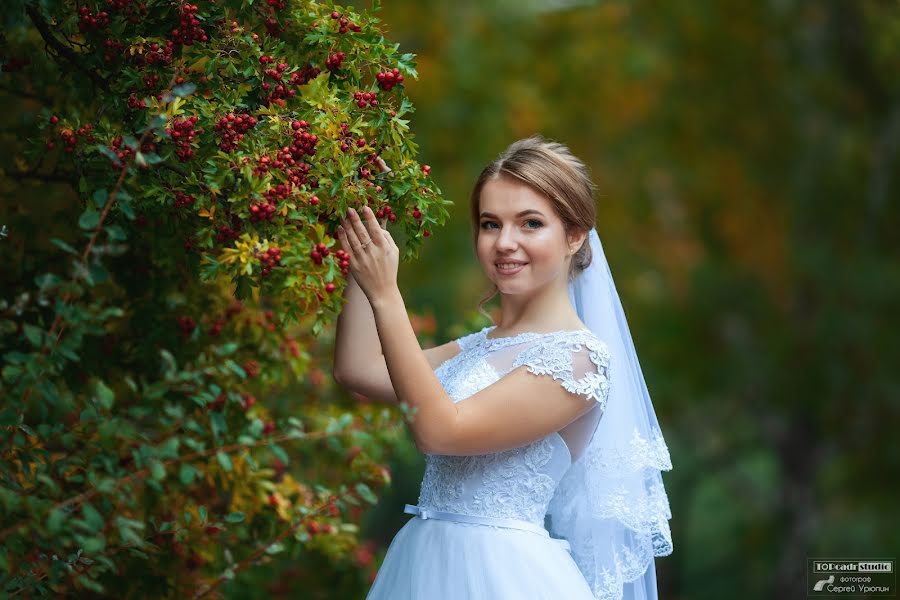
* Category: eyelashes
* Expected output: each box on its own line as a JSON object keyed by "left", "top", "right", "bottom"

{"left": 480, "top": 219, "right": 543, "bottom": 230}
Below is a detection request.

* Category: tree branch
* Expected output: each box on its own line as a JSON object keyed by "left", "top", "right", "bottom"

{"left": 24, "top": 4, "right": 107, "bottom": 89}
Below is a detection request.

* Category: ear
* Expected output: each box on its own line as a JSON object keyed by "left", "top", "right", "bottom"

{"left": 567, "top": 228, "right": 588, "bottom": 256}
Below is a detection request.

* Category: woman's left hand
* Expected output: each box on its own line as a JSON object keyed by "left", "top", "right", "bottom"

{"left": 336, "top": 204, "right": 400, "bottom": 304}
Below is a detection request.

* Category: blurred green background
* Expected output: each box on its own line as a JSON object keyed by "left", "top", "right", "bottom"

{"left": 353, "top": 0, "right": 900, "bottom": 598}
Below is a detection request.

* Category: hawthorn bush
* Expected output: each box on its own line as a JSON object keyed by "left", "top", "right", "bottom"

{"left": 0, "top": 0, "right": 448, "bottom": 596}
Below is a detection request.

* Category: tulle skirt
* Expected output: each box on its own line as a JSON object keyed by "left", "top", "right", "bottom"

{"left": 365, "top": 511, "right": 596, "bottom": 600}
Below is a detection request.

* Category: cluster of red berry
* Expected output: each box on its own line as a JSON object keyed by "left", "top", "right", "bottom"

{"left": 249, "top": 198, "right": 278, "bottom": 223}
{"left": 143, "top": 72, "right": 160, "bottom": 90}
{"left": 176, "top": 315, "right": 196, "bottom": 338}
{"left": 134, "top": 41, "right": 175, "bottom": 67}
{"left": 170, "top": 3, "right": 208, "bottom": 46}
{"left": 77, "top": 5, "right": 110, "bottom": 32}
{"left": 174, "top": 191, "right": 194, "bottom": 209}
{"left": 166, "top": 115, "right": 202, "bottom": 161}
{"left": 376, "top": 68, "right": 404, "bottom": 91}
{"left": 50, "top": 121, "right": 96, "bottom": 153}
{"left": 422, "top": 164, "right": 431, "bottom": 175}
{"left": 214, "top": 112, "right": 257, "bottom": 152}
{"left": 101, "top": 37, "right": 126, "bottom": 62}
{"left": 311, "top": 242, "right": 331, "bottom": 266}
{"left": 243, "top": 359, "right": 261, "bottom": 378}
{"left": 325, "top": 51, "right": 346, "bottom": 71}
{"left": 216, "top": 213, "right": 244, "bottom": 244}
{"left": 266, "top": 0, "right": 287, "bottom": 9}
{"left": 259, "top": 246, "right": 282, "bottom": 276}
{"left": 127, "top": 92, "right": 147, "bottom": 110}
{"left": 330, "top": 10, "right": 361, "bottom": 33}
{"left": 207, "top": 300, "right": 246, "bottom": 336}
{"left": 264, "top": 16, "right": 282, "bottom": 37}
{"left": 260, "top": 58, "right": 296, "bottom": 105}
{"left": 288, "top": 121, "right": 318, "bottom": 159}
{"left": 374, "top": 204, "right": 398, "bottom": 223}
{"left": 353, "top": 90, "right": 378, "bottom": 108}
{"left": 107, "top": 134, "right": 139, "bottom": 169}
{"left": 288, "top": 63, "right": 322, "bottom": 86}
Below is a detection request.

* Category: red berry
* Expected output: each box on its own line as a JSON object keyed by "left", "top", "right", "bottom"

{"left": 50, "top": 115, "right": 59, "bottom": 124}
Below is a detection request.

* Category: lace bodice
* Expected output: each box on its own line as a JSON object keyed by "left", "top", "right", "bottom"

{"left": 415, "top": 326, "right": 612, "bottom": 527}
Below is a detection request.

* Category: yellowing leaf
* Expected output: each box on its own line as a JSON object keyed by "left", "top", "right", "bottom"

{"left": 198, "top": 206, "right": 216, "bottom": 219}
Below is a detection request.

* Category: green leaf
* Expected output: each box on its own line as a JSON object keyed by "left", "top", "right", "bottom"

{"left": 94, "top": 381, "right": 114, "bottom": 410}
{"left": 82, "top": 503, "right": 103, "bottom": 532}
{"left": 106, "top": 225, "right": 127, "bottom": 241}
{"left": 216, "top": 450, "right": 232, "bottom": 472}
{"left": 79, "top": 208, "right": 100, "bottom": 230}
{"left": 179, "top": 463, "right": 198, "bottom": 485}
{"left": 269, "top": 443, "right": 289, "bottom": 466}
{"left": 96, "top": 144, "right": 121, "bottom": 166}
{"left": 172, "top": 82, "right": 197, "bottom": 97}
{"left": 23, "top": 324, "right": 44, "bottom": 348}
{"left": 149, "top": 460, "right": 166, "bottom": 481}
{"left": 355, "top": 482, "right": 378, "bottom": 505}
{"left": 118, "top": 195, "right": 135, "bottom": 220}
{"left": 92, "top": 189, "right": 108, "bottom": 208}
{"left": 225, "top": 512, "right": 244, "bottom": 523}
{"left": 198, "top": 505, "right": 207, "bottom": 524}
{"left": 135, "top": 151, "right": 163, "bottom": 167}
{"left": 50, "top": 238, "right": 78, "bottom": 255}
{"left": 123, "top": 136, "right": 139, "bottom": 150}
{"left": 144, "top": 114, "right": 168, "bottom": 133}
{"left": 397, "top": 53, "right": 418, "bottom": 79}
{"left": 47, "top": 507, "right": 67, "bottom": 534}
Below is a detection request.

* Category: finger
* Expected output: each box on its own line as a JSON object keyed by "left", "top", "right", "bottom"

{"left": 375, "top": 157, "right": 391, "bottom": 174}
{"left": 360, "top": 205, "right": 385, "bottom": 238}
{"left": 348, "top": 208, "right": 376, "bottom": 247}
{"left": 341, "top": 216, "right": 366, "bottom": 255}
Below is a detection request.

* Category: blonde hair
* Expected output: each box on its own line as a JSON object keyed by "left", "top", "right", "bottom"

{"left": 470, "top": 135, "right": 597, "bottom": 322}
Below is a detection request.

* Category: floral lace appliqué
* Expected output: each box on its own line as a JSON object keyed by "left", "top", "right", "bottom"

{"left": 418, "top": 327, "right": 610, "bottom": 526}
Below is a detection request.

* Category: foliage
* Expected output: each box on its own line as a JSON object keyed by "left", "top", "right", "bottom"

{"left": 0, "top": 0, "right": 447, "bottom": 596}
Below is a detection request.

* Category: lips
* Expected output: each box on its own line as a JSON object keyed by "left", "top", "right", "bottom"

{"left": 495, "top": 261, "right": 528, "bottom": 275}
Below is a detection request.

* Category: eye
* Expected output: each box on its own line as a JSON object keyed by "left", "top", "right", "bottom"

{"left": 480, "top": 219, "right": 543, "bottom": 230}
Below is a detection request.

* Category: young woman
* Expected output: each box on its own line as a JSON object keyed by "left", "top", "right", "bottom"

{"left": 333, "top": 135, "right": 673, "bottom": 600}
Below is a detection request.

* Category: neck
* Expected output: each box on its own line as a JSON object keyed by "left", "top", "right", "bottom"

{"left": 494, "top": 277, "right": 580, "bottom": 333}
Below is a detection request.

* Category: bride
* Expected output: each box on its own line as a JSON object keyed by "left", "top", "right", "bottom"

{"left": 333, "top": 135, "right": 673, "bottom": 599}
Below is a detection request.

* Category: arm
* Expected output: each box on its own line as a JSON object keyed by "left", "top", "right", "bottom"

{"left": 371, "top": 296, "right": 610, "bottom": 455}
{"left": 333, "top": 271, "right": 382, "bottom": 384}
{"left": 333, "top": 272, "right": 461, "bottom": 404}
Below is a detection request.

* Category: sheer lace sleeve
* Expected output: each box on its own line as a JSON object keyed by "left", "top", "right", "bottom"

{"left": 510, "top": 333, "right": 611, "bottom": 409}
{"left": 455, "top": 326, "right": 488, "bottom": 352}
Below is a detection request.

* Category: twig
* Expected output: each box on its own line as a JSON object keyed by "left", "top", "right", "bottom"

{"left": 24, "top": 4, "right": 107, "bottom": 88}
{"left": 192, "top": 495, "right": 338, "bottom": 599}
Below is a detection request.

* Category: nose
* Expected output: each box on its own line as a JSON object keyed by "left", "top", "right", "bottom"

{"left": 495, "top": 225, "right": 520, "bottom": 251}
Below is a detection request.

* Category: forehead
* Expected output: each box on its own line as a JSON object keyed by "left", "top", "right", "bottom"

{"left": 479, "top": 176, "right": 554, "bottom": 216}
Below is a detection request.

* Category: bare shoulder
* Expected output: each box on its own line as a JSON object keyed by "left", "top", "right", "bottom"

{"left": 423, "top": 338, "right": 462, "bottom": 370}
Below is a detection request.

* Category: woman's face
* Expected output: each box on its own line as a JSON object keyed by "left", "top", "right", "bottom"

{"left": 476, "top": 176, "right": 576, "bottom": 294}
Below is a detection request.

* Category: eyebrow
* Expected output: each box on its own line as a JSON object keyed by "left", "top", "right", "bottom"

{"left": 479, "top": 210, "right": 545, "bottom": 219}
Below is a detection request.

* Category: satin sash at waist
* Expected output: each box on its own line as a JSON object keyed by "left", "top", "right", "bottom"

{"left": 403, "top": 503, "right": 571, "bottom": 552}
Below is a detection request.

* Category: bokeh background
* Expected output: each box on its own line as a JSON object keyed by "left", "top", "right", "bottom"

{"left": 354, "top": 1, "right": 900, "bottom": 598}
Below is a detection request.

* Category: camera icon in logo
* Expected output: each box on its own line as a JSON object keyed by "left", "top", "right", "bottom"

{"left": 813, "top": 575, "right": 834, "bottom": 592}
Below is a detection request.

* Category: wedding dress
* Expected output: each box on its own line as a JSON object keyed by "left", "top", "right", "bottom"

{"left": 365, "top": 324, "right": 668, "bottom": 600}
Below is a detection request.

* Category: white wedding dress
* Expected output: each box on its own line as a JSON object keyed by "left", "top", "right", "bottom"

{"left": 365, "top": 325, "right": 664, "bottom": 600}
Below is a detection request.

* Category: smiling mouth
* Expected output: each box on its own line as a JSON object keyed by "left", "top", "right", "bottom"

{"left": 495, "top": 262, "right": 528, "bottom": 274}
